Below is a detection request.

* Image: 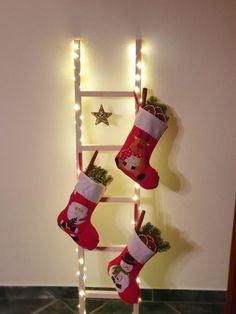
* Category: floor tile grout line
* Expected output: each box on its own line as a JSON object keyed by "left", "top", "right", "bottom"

{"left": 165, "top": 302, "right": 182, "bottom": 314}
{"left": 61, "top": 299, "right": 77, "bottom": 313}
{"left": 31, "top": 299, "right": 58, "bottom": 314}
{"left": 44, "top": 291, "right": 55, "bottom": 299}
{"left": 162, "top": 301, "right": 225, "bottom": 304}
{"left": 88, "top": 302, "right": 108, "bottom": 314}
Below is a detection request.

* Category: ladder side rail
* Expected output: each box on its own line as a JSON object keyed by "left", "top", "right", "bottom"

{"left": 134, "top": 39, "right": 142, "bottom": 224}
{"left": 132, "top": 39, "right": 142, "bottom": 314}
{"left": 72, "top": 39, "right": 142, "bottom": 314}
{"left": 73, "top": 39, "right": 86, "bottom": 314}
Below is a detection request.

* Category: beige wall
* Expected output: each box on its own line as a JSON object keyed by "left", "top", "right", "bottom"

{"left": 0, "top": 0, "right": 235, "bottom": 290}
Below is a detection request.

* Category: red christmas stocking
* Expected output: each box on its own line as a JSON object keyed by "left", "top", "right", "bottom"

{"left": 108, "top": 231, "right": 155, "bottom": 304}
{"left": 115, "top": 107, "right": 167, "bottom": 189}
{"left": 57, "top": 172, "right": 105, "bottom": 250}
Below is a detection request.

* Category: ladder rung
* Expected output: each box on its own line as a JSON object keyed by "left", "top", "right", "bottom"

{"left": 85, "top": 290, "right": 119, "bottom": 299}
{"left": 80, "top": 91, "right": 133, "bottom": 98}
{"left": 101, "top": 196, "right": 134, "bottom": 203}
{"left": 80, "top": 144, "right": 122, "bottom": 151}
{"left": 89, "top": 245, "right": 125, "bottom": 252}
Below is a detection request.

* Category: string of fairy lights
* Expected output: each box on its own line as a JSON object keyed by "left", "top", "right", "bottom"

{"left": 72, "top": 39, "right": 86, "bottom": 313}
{"left": 71, "top": 39, "right": 144, "bottom": 313}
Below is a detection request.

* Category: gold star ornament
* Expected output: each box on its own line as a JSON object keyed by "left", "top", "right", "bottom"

{"left": 91, "top": 104, "right": 112, "bottom": 125}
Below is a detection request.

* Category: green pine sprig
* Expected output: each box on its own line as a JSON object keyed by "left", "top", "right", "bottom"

{"left": 139, "top": 222, "right": 171, "bottom": 253}
{"left": 146, "top": 96, "right": 169, "bottom": 121}
{"left": 87, "top": 165, "right": 113, "bottom": 186}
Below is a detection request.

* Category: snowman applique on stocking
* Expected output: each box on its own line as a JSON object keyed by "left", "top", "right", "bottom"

{"left": 57, "top": 171, "right": 106, "bottom": 250}
{"left": 115, "top": 93, "right": 168, "bottom": 190}
{"left": 108, "top": 223, "right": 170, "bottom": 304}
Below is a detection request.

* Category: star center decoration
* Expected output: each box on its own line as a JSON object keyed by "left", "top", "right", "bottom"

{"left": 91, "top": 104, "right": 112, "bottom": 125}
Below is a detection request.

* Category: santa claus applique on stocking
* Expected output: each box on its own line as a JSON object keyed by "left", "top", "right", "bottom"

{"left": 108, "top": 222, "right": 170, "bottom": 304}
{"left": 57, "top": 163, "right": 113, "bottom": 250}
{"left": 115, "top": 90, "right": 169, "bottom": 190}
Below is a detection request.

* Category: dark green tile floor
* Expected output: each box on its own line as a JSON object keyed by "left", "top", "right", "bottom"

{"left": 0, "top": 287, "right": 225, "bottom": 314}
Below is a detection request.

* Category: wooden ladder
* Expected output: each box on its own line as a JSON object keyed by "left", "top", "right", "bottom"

{"left": 72, "top": 39, "right": 143, "bottom": 314}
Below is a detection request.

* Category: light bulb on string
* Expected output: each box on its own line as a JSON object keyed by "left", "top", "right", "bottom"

{"left": 128, "top": 43, "right": 136, "bottom": 59}
{"left": 73, "top": 52, "right": 79, "bottom": 59}
{"left": 73, "top": 103, "right": 80, "bottom": 111}
{"left": 137, "top": 61, "right": 142, "bottom": 70}
{"left": 135, "top": 74, "right": 141, "bottom": 81}
{"left": 72, "top": 41, "right": 79, "bottom": 51}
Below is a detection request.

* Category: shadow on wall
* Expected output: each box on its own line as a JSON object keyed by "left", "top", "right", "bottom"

{"left": 141, "top": 106, "right": 195, "bottom": 287}
{"left": 153, "top": 106, "right": 190, "bottom": 193}
{"left": 142, "top": 210, "right": 200, "bottom": 288}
